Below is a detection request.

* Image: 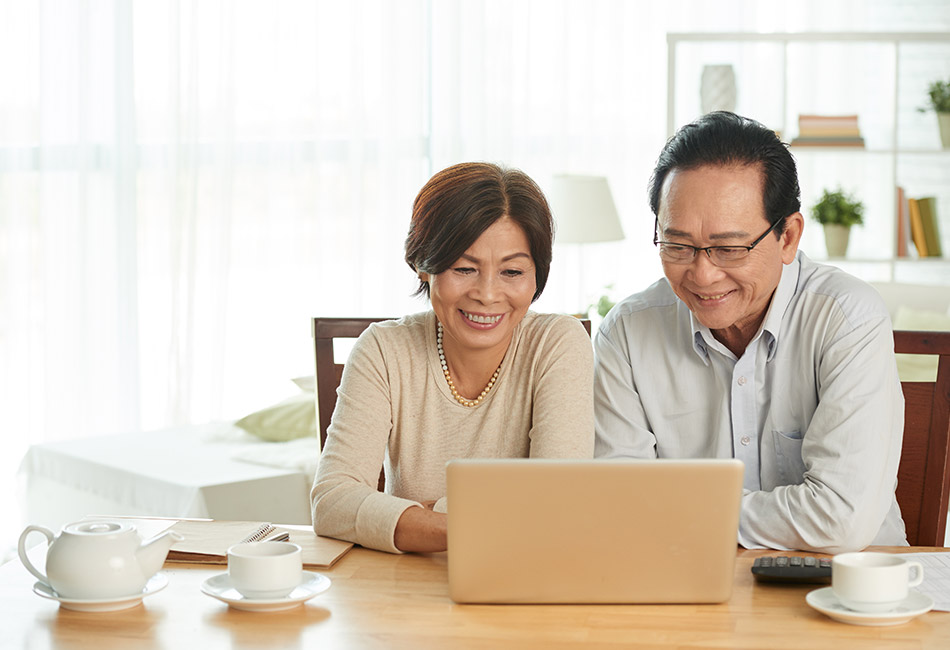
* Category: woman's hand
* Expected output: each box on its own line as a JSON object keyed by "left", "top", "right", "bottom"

{"left": 393, "top": 504, "right": 447, "bottom": 552}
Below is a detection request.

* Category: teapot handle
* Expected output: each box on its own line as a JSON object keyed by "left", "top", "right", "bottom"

{"left": 18, "top": 525, "right": 54, "bottom": 585}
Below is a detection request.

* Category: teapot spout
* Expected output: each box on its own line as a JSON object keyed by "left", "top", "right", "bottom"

{"left": 136, "top": 530, "right": 185, "bottom": 578}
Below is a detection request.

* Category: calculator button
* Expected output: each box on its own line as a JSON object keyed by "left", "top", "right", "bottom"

{"left": 751, "top": 554, "right": 832, "bottom": 584}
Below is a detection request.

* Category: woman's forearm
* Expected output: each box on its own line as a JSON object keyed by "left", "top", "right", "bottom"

{"left": 393, "top": 505, "right": 448, "bottom": 552}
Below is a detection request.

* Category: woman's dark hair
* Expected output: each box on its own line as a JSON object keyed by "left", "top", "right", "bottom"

{"left": 404, "top": 162, "right": 553, "bottom": 302}
{"left": 648, "top": 111, "right": 801, "bottom": 234}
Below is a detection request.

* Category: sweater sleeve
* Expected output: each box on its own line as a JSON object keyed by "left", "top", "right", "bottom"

{"left": 310, "top": 326, "right": 421, "bottom": 553}
{"left": 526, "top": 316, "right": 595, "bottom": 459}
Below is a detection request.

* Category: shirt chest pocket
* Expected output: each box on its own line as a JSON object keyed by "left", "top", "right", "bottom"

{"left": 770, "top": 430, "right": 807, "bottom": 486}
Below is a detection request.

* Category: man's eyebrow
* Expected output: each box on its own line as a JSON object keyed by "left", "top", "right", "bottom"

{"left": 662, "top": 228, "right": 750, "bottom": 242}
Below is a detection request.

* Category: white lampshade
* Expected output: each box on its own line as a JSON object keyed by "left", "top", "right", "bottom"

{"left": 549, "top": 174, "right": 624, "bottom": 244}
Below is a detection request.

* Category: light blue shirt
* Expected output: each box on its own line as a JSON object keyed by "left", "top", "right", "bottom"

{"left": 594, "top": 251, "right": 906, "bottom": 553}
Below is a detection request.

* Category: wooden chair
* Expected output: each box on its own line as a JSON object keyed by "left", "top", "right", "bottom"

{"left": 893, "top": 330, "right": 950, "bottom": 547}
{"left": 311, "top": 316, "right": 592, "bottom": 493}
{"left": 312, "top": 317, "right": 388, "bottom": 491}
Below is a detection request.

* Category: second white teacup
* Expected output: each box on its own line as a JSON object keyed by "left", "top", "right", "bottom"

{"left": 832, "top": 552, "right": 923, "bottom": 613}
{"left": 227, "top": 541, "right": 303, "bottom": 600}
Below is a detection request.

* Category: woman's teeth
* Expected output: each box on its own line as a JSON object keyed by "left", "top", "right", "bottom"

{"left": 463, "top": 311, "right": 502, "bottom": 324}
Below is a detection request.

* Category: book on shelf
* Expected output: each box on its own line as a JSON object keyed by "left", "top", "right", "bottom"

{"left": 789, "top": 136, "right": 866, "bottom": 147}
{"left": 896, "top": 186, "right": 908, "bottom": 258}
{"left": 797, "top": 114, "right": 860, "bottom": 125}
{"left": 917, "top": 197, "right": 943, "bottom": 258}
{"left": 790, "top": 114, "right": 865, "bottom": 148}
{"left": 907, "top": 198, "right": 929, "bottom": 257}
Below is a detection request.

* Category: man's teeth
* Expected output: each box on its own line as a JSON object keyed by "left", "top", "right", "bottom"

{"left": 463, "top": 312, "right": 502, "bottom": 324}
{"left": 698, "top": 293, "right": 727, "bottom": 301}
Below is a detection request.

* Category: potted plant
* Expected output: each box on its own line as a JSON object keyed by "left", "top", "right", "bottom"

{"left": 810, "top": 188, "right": 864, "bottom": 258}
{"left": 921, "top": 78, "right": 950, "bottom": 148}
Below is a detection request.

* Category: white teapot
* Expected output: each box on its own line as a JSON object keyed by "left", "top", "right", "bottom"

{"left": 18, "top": 520, "right": 184, "bottom": 600}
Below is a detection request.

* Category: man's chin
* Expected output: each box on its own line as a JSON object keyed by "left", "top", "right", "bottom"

{"left": 691, "top": 309, "right": 735, "bottom": 333}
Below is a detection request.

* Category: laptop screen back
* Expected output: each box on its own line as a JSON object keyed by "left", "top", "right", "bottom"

{"left": 446, "top": 458, "right": 744, "bottom": 604}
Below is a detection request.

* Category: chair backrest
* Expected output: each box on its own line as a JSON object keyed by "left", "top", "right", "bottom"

{"left": 312, "top": 318, "right": 388, "bottom": 449}
{"left": 313, "top": 317, "right": 388, "bottom": 492}
{"left": 893, "top": 329, "right": 950, "bottom": 547}
{"left": 312, "top": 316, "right": 592, "bottom": 493}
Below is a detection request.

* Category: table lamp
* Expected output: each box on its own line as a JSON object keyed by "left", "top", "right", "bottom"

{"left": 548, "top": 174, "right": 624, "bottom": 315}
{"left": 549, "top": 174, "right": 624, "bottom": 244}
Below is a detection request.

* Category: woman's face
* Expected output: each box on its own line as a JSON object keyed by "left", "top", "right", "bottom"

{"left": 425, "top": 216, "right": 536, "bottom": 361}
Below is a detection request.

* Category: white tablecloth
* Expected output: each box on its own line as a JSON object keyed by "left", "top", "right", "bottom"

{"left": 17, "top": 423, "right": 314, "bottom": 533}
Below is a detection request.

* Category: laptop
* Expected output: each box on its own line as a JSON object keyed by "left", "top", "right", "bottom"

{"left": 446, "top": 458, "right": 744, "bottom": 604}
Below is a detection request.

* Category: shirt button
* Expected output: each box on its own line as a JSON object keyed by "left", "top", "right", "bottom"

{"left": 737, "top": 376, "right": 747, "bottom": 386}
{"left": 740, "top": 436, "right": 751, "bottom": 446}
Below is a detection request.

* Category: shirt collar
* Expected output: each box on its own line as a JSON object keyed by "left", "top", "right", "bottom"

{"left": 688, "top": 311, "right": 719, "bottom": 364}
{"left": 759, "top": 252, "right": 801, "bottom": 361}
{"left": 687, "top": 251, "right": 803, "bottom": 363}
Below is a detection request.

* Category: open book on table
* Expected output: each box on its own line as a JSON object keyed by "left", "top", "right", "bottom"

{"left": 163, "top": 519, "right": 353, "bottom": 569}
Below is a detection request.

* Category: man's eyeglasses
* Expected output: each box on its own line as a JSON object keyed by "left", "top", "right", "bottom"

{"left": 653, "top": 217, "right": 781, "bottom": 268}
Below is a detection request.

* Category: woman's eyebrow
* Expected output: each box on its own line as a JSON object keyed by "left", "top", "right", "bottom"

{"left": 458, "top": 252, "right": 532, "bottom": 263}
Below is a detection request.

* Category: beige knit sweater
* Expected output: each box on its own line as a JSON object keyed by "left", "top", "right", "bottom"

{"left": 310, "top": 310, "right": 594, "bottom": 552}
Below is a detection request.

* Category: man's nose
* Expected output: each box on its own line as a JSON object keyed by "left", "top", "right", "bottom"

{"left": 687, "top": 250, "right": 724, "bottom": 284}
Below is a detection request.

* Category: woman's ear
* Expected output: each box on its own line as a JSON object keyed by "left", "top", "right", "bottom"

{"left": 418, "top": 272, "right": 429, "bottom": 283}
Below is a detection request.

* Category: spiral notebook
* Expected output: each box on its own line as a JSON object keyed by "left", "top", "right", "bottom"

{"left": 152, "top": 519, "right": 352, "bottom": 569}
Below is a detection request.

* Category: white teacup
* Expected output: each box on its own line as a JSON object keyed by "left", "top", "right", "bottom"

{"left": 227, "top": 541, "right": 302, "bottom": 600}
{"left": 832, "top": 552, "right": 924, "bottom": 613}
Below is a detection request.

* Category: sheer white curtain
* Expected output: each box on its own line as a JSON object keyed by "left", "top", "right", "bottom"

{"left": 1, "top": 0, "right": 434, "bottom": 552}
{"left": 2, "top": 0, "right": 948, "bottom": 554}
{"left": 2, "top": 0, "right": 432, "bottom": 446}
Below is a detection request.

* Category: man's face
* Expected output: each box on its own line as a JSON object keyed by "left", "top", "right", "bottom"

{"left": 656, "top": 164, "right": 802, "bottom": 349}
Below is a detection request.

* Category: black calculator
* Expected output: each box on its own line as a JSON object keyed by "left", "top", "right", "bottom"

{"left": 751, "top": 555, "right": 832, "bottom": 584}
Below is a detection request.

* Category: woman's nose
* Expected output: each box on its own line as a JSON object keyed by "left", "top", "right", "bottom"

{"left": 471, "top": 273, "right": 499, "bottom": 303}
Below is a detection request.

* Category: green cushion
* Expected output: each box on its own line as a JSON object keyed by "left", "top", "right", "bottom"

{"left": 893, "top": 306, "right": 950, "bottom": 382}
{"left": 235, "top": 393, "right": 317, "bottom": 442}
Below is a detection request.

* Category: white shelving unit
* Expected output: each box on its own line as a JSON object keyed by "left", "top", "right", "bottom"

{"left": 666, "top": 32, "right": 950, "bottom": 284}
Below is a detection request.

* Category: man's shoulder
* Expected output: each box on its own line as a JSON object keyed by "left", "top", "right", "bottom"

{"left": 794, "top": 255, "right": 889, "bottom": 326}
{"left": 597, "top": 279, "right": 688, "bottom": 352}
{"left": 602, "top": 278, "right": 679, "bottom": 329}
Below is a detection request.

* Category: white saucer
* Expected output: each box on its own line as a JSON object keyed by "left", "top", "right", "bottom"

{"left": 32, "top": 573, "right": 169, "bottom": 612}
{"left": 200, "top": 571, "right": 331, "bottom": 611}
{"left": 806, "top": 587, "right": 934, "bottom": 626}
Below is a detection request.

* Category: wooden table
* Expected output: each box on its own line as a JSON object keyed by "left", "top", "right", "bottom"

{"left": 2, "top": 545, "right": 949, "bottom": 649}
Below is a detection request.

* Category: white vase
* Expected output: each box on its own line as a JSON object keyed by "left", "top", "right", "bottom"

{"left": 938, "top": 112, "right": 950, "bottom": 149}
{"left": 823, "top": 224, "right": 851, "bottom": 258}
{"left": 700, "top": 65, "right": 737, "bottom": 115}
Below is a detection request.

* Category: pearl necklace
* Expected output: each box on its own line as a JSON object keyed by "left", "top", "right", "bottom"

{"left": 436, "top": 321, "right": 501, "bottom": 407}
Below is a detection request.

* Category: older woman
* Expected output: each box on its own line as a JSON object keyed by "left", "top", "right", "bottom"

{"left": 311, "top": 162, "right": 594, "bottom": 553}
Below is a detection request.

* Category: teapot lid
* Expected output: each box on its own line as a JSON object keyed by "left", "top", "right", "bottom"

{"left": 63, "top": 521, "right": 135, "bottom": 536}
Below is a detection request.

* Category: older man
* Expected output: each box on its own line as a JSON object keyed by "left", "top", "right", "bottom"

{"left": 595, "top": 111, "right": 906, "bottom": 553}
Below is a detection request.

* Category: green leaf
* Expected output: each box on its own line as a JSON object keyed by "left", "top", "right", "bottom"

{"left": 809, "top": 187, "right": 864, "bottom": 227}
